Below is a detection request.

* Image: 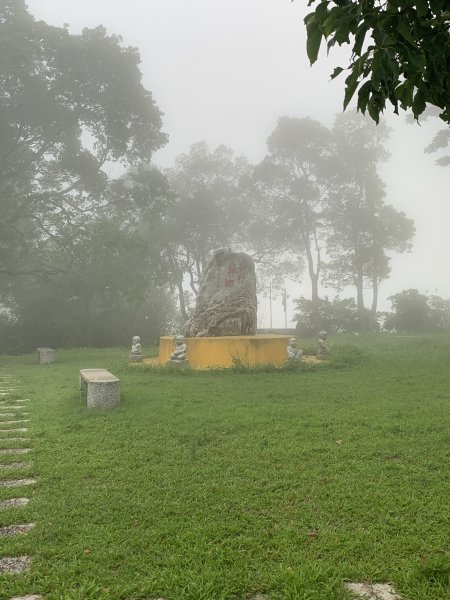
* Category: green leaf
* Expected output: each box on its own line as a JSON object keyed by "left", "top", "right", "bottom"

{"left": 371, "top": 50, "right": 385, "bottom": 88}
{"left": 416, "top": 0, "right": 429, "bottom": 18}
{"left": 397, "top": 16, "right": 414, "bottom": 44}
{"left": 353, "top": 24, "right": 367, "bottom": 56}
{"left": 367, "top": 96, "right": 380, "bottom": 124}
{"left": 412, "top": 89, "right": 426, "bottom": 119}
{"left": 357, "top": 80, "right": 372, "bottom": 113}
{"left": 323, "top": 13, "right": 337, "bottom": 37}
{"left": 407, "top": 51, "right": 426, "bottom": 73}
{"left": 343, "top": 69, "right": 359, "bottom": 110}
{"left": 394, "top": 80, "right": 414, "bottom": 108}
{"left": 330, "top": 66, "right": 344, "bottom": 80}
{"left": 305, "top": 14, "right": 323, "bottom": 64}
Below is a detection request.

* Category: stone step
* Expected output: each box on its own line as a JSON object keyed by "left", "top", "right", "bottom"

{"left": 0, "top": 399, "right": 29, "bottom": 403}
{"left": 0, "top": 556, "right": 31, "bottom": 573}
{"left": 0, "top": 523, "right": 35, "bottom": 536}
{"left": 0, "top": 478, "right": 36, "bottom": 488}
{"left": 346, "top": 582, "right": 402, "bottom": 600}
{"left": 0, "top": 420, "right": 30, "bottom": 424}
{"left": 0, "top": 406, "right": 29, "bottom": 410}
{"left": 0, "top": 448, "right": 31, "bottom": 455}
{"left": 0, "top": 428, "right": 29, "bottom": 433}
{"left": 0, "top": 438, "right": 29, "bottom": 443}
{"left": 7, "top": 596, "right": 42, "bottom": 600}
{"left": 0, "top": 498, "right": 30, "bottom": 509}
{"left": 0, "top": 413, "right": 30, "bottom": 418}
{"left": 0, "top": 462, "right": 31, "bottom": 470}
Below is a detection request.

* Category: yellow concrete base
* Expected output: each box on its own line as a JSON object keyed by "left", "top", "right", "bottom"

{"left": 156, "top": 335, "right": 300, "bottom": 370}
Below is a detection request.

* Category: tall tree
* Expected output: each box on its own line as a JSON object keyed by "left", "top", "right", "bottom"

{"left": 0, "top": 0, "right": 166, "bottom": 280}
{"left": 0, "top": 1, "right": 175, "bottom": 350}
{"left": 160, "top": 142, "right": 251, "bottom": 319}
{"left": 304, "top": 0, "right": 450, "bottom": 124}
{"left": 387, "top": 288, "right": 429, "bottom": 332}
{"left": 253, "top": 117, "right": 335, "bottom": 308}
{"left": 324, "top": 111, "right": 414, "bottom": 328}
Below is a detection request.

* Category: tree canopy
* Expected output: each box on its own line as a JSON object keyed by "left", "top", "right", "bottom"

{"left": 0, "top": 0, "right": 166, "bottom": 279}
{"left": 304, "top": 1, "right": 450, "bottom": 125}
{"left": 0, "top": 0, "right": 175, "bottom": 351}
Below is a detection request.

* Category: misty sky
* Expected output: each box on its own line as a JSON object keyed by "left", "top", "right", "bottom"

{"left": 26, "top": 0, "right": 450, "bottom": 327}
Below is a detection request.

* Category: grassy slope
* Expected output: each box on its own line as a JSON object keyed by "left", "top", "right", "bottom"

{"left": 0, "top": 336, "right": 449, "bottom": 599}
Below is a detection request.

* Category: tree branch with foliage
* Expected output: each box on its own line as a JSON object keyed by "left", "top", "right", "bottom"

{"left": 303, "top": 0, "right": 450, "bottom": 124}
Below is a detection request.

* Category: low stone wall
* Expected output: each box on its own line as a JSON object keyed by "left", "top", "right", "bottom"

{"left": 159, "top": 335, "right": 300, "bottom": 369}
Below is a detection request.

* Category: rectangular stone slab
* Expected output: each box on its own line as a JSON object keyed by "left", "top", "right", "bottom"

{"left": 79, "top": 369, "right": 120, "bottom": 410}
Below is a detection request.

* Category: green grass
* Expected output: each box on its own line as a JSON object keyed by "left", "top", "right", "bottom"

{"left": 0, "top": 335, "right": 449, "bottom": 599}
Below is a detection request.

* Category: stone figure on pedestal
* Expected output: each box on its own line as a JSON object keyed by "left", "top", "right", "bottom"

{"left": 169, "top": 335, "right": 188, "bottom": 365}
{"left": 287, "top": 338, "right": 303, "bottom": 360}
{"left": 317, "top": 330, "right": 329, "bottom": 358}
{"left": 129, "top": 336, "right": 143, "bottom": 362}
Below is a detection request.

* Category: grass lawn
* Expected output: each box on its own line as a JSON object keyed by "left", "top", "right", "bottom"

{"left": 0, "top": 335, "right": 449, "bottom": 599}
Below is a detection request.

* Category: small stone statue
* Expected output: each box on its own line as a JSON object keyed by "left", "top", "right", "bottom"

{"left": 169, "top": 335, "right": 187, "bottom": 363}
{"left": 129, "top": 335, "right": 144, "bottom": 362}
{"left": 287, "top": 337, "right": 303, "bottom": 360}
{"left": 317, "top": 330, "right": 328, "bottom": 358}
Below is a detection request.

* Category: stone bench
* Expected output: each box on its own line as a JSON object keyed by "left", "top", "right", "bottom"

{"left": 36, "top": 348, "right": 56, "bottom": 364}
{"left": 79, "top": 369, "right": 120, "bottom": 410}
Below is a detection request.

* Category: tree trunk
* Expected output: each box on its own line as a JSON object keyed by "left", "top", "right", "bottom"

{"left": 355, "top": 268, "right": 368, "bottom": 331}
{"left": 176, "top": 277, "right": 188, "bottom": 322}
{"left": 303, "top": 233, "right": 320, "bottom": 302}
{"left": 82, "top": 286, "right": 94, "bottom": 346}
{"left": 371, "top": 274, "right": 379, "bottom": 315}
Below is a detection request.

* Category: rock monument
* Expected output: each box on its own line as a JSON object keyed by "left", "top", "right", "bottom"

{"left": 184, "top": 248, "right": 257, "bottom": 337}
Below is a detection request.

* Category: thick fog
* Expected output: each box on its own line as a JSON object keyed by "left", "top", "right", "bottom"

{"left": 26, "top": 0, "right": 449, "bottom": 326}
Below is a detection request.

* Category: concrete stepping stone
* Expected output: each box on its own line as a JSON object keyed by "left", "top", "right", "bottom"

{"left": 0, "top": 399, "right": 29, "bottom": 404}
{"left": 0, "top": 478, "right": 36, "bottom": 488}
{"left": 346, "top": 582, "right": 402, "bottom": 600}
{"left": 0, "top": 407, "right": 29, "bottom": 411}
{"left": 7, "top": 596, "right": 42, "bottom": 600}
{"left": 0, "top": 448, "right": 31, "bottom": 455}
{"left": 0, "top": 498, "right": 30, "bottom": 509}
{"left": 0, "top": 523, "right": 35, "bottom": 536}
{"left": 0, "top": 420, "right": 30, "bottom": 424}
{"left": 0, "top": 438, "right": 29, "bottom": 443}
{"left": 0, "top": 413, "right": 29, "bottom": 418}
{"left": 0, "top": 555, "right": 31, "bottom": 573}
{"left": 0, "top": 462, "right": 30, "bottom": 470}
{"left": 0, "top": 428, "right": 28, "bottom": 433}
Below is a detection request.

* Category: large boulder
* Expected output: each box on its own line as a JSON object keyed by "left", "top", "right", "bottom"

{"left": 184, "top": 249, "right": 257, "bottom": 337}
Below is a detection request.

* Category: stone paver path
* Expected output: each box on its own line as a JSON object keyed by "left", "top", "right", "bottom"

{"left": 0, "top": 498, "right": 30, "bottom": 508}
{"left": 0, "top": 373, "right": 40, "bottom": 600}
{"left": 0, "top": 555, "right": 31, "bottom": 573}
{"left": 0, "top": 462, "right": 30, "bottom": 470}
{"left": 0, "top": 478, "right": 36, "bottom": 488}
{"left": 0, "top": 413, "right": 30, "bottom": 418}
{"left": 0, "top": 523, "right": 35, "bottom": 536}
{"left": 8, "top": 596, "right": 42, "bottom": 600}
{"left": 346, "top": 582, "right": 402, "bottom": 600}
{"left": 0, "top": 428, "right": 29, "bottom": 433}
